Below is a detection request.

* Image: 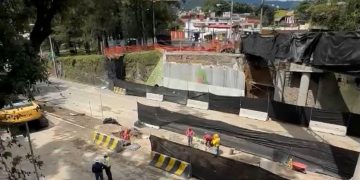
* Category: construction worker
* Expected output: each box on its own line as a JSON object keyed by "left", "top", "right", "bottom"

{"left": 203, "top": 132, "right": 212, "bottom": 150}
{"left": 103, "top": 154, "right": 112, "bottom": 180}
{"left": 211, "top": 133, "right": 220, "bottom": 156}
{"left": 92, "top": 157, "right": 104, "bottom": 180}
{"left": 185, "top": 127, "right": 195, "bottom": 146}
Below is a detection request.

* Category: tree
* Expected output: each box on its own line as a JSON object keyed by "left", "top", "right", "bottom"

{"left": 295, "top": 0, "right": 312, "bottom": 21}
{"left": 295, "top": 0, "right": 360, "bottom": 31}
{"left": 255, "top": 5, "right": 275, "bottom": 26}
{"left": 202, "top": 0, "right": 255, "bottom": 16}
{"left": 233, "top": 3, "right": 255, "bottom": 14}
{"left": 1, "top": 0, "right": 70, "bottom": 178}
{"left": 0, "top": 130, "right": 44, "bottom": 179}
{"left": 1, "top": 0, "right": 71, "bottom": 108}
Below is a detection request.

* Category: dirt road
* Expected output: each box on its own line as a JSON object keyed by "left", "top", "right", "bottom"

{"left": 31, "top": 78, "right": 360, "bottom": 179}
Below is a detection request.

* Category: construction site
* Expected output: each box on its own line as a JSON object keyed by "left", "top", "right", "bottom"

{"left": 20, "top": 29, "right": 353, "bottom": 180}
{"left": 3, "top": 0, "right": 360, "bottom": 179}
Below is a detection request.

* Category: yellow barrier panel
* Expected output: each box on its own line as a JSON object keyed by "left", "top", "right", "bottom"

{"left": 149, "top": 151, "right": 191, "bottom": 178}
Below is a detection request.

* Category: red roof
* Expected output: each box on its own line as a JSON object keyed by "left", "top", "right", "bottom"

{"left": 208, "top": 24, "right": 231, "bottom": 29}
{"left": 246, "top": 18, "right": 260, "bottom": 24}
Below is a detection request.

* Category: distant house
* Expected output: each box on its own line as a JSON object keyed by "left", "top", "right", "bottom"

{"left": 274, "top": 10, "right": 296, "bottom": 27}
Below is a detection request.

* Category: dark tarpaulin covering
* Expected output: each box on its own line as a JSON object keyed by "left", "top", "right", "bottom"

{"left": 105, "top": 57, "right": 125, "bottom": 80}
{"left": 241, "top": 34, "right": 276, "bottom": 61}
{"left": 268, "top": 101, "right": 311, "bottom": 126}
{"left": 273, "top": 33, "right": 292, "bottom": 60}
{"left": 242, "top": 32, "right": 360, "bottom": 75}
{"left": 311, "top": 108, "right": 348, "bottom": 126}
{"left": 312, "top": 32, "right": 360, "bottom": 66}
{"left": 138, "top": 103, "right": 358, "bottom": 178}
{"left": 289, "top": 33, "right": 321, "bottom": 63}
{"left": 146, "top": 86, "right": 165, "bottom": 95}
{"left": 240, "top": 97, "right": 268, "bottom": 112}
{"left": 150, "top": 135, "right": 286, "bottom": 180}
{"left": 187, "top": 91, "right": 209, "bottom": 102}
{"left": 241, "top": 33, "right": 320, "bottom": 63}
{"left": 162, "top": 88, "right": 188, "bottom": 105}
{"left": 142, "top": 84, "right": 188, "bottom": 104}
{"left": 113, "top": 79, "right": 147, "bottom": 97}
{"left": 346, "top": 113, "right": 360, "bottom": 137}
{"left": 208, "top": 93, "right": 240, "bottom": 114}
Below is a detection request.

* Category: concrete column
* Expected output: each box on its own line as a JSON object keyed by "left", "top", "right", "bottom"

{"left": 274, "top": 70, "right": 285, "bottom": 102}
{"left": 297, "top": 72, "right": 311, "bottom": 106}
{"left": 352, "top": 155, "right": 360, "bottom": 180}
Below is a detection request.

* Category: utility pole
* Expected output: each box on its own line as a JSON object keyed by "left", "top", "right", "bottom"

{"left": 259, "top": 0, "right": 265, "bottom": 31}
{"left": 152, "top": 0, "right": 156, "bottom": 45}
{"left": 188, "top": 13, "right": 191, "bottom": 40}
{"left": 229, "top": 0, "right": 234, "bottom": 38}
{"left": 49, "top": 36, "right": 58, "bottom": 78}
{"left": 25, "top": 122, "right": 40, "bottom": 180}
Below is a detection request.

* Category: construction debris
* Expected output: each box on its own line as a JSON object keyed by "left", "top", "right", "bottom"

{"left": 126, "top": 143, "right": 141, "bottom": 151}
{"left": 103, "top": 117, "right": 121, "bottom": 126}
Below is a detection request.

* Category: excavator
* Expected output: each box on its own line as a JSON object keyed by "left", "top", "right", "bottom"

{"left": 0, "top": 99, "right": 48, "bottom": 131}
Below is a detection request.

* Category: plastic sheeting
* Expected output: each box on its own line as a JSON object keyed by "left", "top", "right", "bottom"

{"left": 208, "top": 93, "right": 240, "bottom": 114}
{"left": 188, "top": 91, "right": 209, "bottom": 102}
{"left": 346, "top": 113, "right": 360, "bottom": 137}
{"left": 240, "top": 97, "right": 268, "bottom": 112}
{"left": 150, "top": 135, "right": 286, "bottom": 180}
{"left": 163, "top": 62, "right": 246, "bottom": 94}
{"left": 242, "top": 32, "right": 360, "bottom": 75}
{"left": 162, "top": 88, "right": 188, "bottom": 105}
{"left": 147, "top": 85, "right": 188, "bottom": 105}
{"left": 138, "top": 103, "right": 359, "bottom": 179}
{"left": 311, "top": 109, "right": 348, "bottom": 126}
{"left": 269, "top": 101, "right": 311, "bottom": 126}
{"left": 113, "top": 79, "right": 147, "bottom": 97}
{"left": 312, "top": 32, "right": 360, "bottom": 66}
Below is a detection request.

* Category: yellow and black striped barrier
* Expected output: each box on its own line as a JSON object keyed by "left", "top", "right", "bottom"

{"left": 92, "top": 132, "right": 122, "bottom": 152}
{"left": 113, "top": 86, "right": 126, "bottom": 95}
{"left": 150, "top": 151, "right": 191, "bottom": 178}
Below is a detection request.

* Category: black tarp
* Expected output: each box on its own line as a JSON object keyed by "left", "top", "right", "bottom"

{"left": 312, "top": 32, "right": 360, "bottom": 67}
{"left": 138, "top": 103, "right": 359, "bottom": 179}
{"left": 187, "top": 91, "right": 209, "bottom": 102}
{"left": 240, "top": 97, "right": 268, "bottom": 112}
{"left": 242, "top": 32, "right": 360, "bottom": 75}
{"left": 289, "top": 33, "right": 321, "bottom": 63}
{"left": 346, "top": 113, "right": 360, "bottom": 137}
{"left": 162, "top": 88, "right": 188, "bottom": 105}
{"left": 269, "top": 101, "right": 311, "bottom": 126}
{"left": 105, "top": 56, "right": 125, "bottom": 80}
{"left": 113, "top": 79, "right": 147, "bottom": 97}
{"left": 241, "top": 34, "right": 276, "bottom": 61}
{"left": 150, "top": 135, "right": 286, "bottom": 180}
{"left": 310, "top": 108, "right": 348, "bottom": 126}
{"left": 208, "top": 93, "right": 240, "bottom": 114}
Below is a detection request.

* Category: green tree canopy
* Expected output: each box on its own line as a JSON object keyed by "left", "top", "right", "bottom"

{"left": 295, "top": 0, "right": 360, "bottom": 31}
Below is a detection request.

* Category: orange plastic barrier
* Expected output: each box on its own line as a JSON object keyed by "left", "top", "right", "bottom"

{"left": 104, "top": 42, "right": 234, "bottom": 58}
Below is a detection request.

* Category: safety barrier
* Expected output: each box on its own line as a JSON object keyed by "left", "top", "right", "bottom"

{"left": 149, "top": 151, "right": 191, "bottom": 178}
{"left": 110, "top": 78, "right": 360, "bottom": 138}
{"left": 104, "top": 41, "right": 235, "bottom": 58}
{"left": 92, "top": 131, "right": 122, "bottom": 152}
{"left": 150, "top": 136, "right": 286, "bottom": 180}
{"left": 144, "top": 106, "right": 359, "bottom": 179}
